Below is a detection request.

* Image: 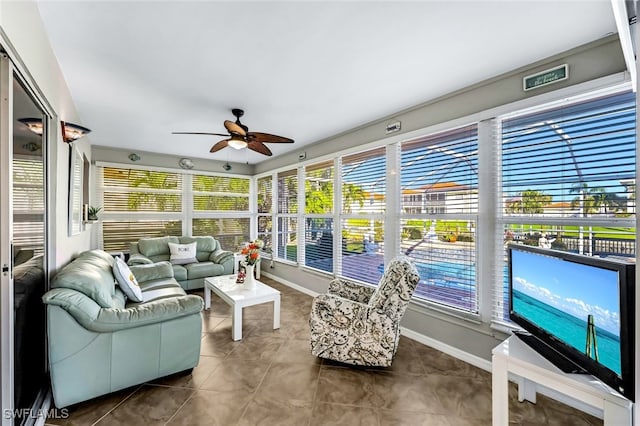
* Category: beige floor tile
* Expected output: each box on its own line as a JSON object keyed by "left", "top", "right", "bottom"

{"left": 257, "top": 362, "right": 320, "bottom": 403}
{"left": 167, "top": 389, "right": 252, "bottom": 426}
{"left": 149, "top": 356, "right": 224, "bottom": 389}
{"left": 316, "top": 366, "right": 381, "bottom": 407}
{"left": 95, "top": 384, "right": 193, "bottom": 425}
{"left": 46, "top": 386, "right": 139, "bottom": 426}
{"left": 378, "top": 410, "right": 452, "bottom": 426}
{"left": 272, "top": 337, "right": 322, "bottom": 365}
{"left": 310, "top": 402, "right": 379, "bottom": 426}
{"left": 200, "top": 358, "right": 270, "bottom": 393}
{"left": 238, "top": 393, "right": 314, "bottom": 426}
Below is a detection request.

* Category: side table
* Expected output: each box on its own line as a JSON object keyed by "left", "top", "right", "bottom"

{"left": 492, "top": 335, "right": 632, "bottom": 425}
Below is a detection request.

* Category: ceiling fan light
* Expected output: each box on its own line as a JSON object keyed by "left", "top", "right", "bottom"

{"left": 228, "top": 138, "right": 248, "bottom": 150}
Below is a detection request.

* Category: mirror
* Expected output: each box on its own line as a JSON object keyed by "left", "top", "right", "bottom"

{"left": 68, "top": 144, "right": 83, "bottom": 235}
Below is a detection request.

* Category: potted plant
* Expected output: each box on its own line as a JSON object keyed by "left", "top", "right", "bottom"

{"left": 87, "top": 206, "right": 102, "bottom": 221}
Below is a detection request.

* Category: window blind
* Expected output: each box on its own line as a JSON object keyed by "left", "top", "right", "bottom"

{"left": 193, "top": 218, "right": 250, "bottom": 251}
{"left": 192, "top": 175, "right": 249, "bottom": 212}
{"left": 13, "top": 158, "right": 45, "bottom": 253}
{"left": 494, "top": 90, "right": 636, "bottom": 324}
{"left": 276, "top": 169, "right": 298, "bottom": 262}
{"left": 257, "top": 175, "right": 273, "bottom": 250}
{"left": 303, "top": 161, "right": 334, "bottom": 273}
{"left": 98, "top": 166, "right": 183, "bottom": 252}
{"left": 340, "top": 147, "right": 386, "bottom": 285}
{"left": 400, "top": 125, "right": 479, "bottom": 313}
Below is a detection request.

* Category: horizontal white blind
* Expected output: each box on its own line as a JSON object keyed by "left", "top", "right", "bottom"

{"left": 305, "top": 161, "right": 334, "bottom": 214}
{"left": 257, "top": 176, "right": 272, "bottom": 214}
{"left": 192, "top": 175, "right": 249, "bottom": 212}
{"left": 277, "top": 169, "right": 298, "bottom": 214}
{"left": 340, "top": 147, "right": 386, "bottom": 285}
{"left": 193, "top": 218, "right": 249, "bottom": 251}
{"left": 102, "top": 220, "right": 182, "bottom": 252}
{"left": 502, "top": 91, "right": 636, "bottom": 220}
{"left": 342, "top": 147, "right": 386, "bottom": 214}
{"left": 303, "top": 218, "right": 333, "bottom": 274}
{"left": 276, "top": 217, "right": 297, "bottom": 262}
{"left": 99, "top": 166, "right": 183, "bottom": 252}
{"left": 401, "top": 125, "right": 478, "bottom": 215}
{"left": 102, "top": 167, "right": 182, "bottom": 212}
{"left": 400, "top": 125, "right": 479, "bottom": 314}
{"left": 13, "top": 158, "right": 44, "bottom": 253}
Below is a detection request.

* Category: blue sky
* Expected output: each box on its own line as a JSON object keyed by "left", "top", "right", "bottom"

{"left": 511, "top": 249, "right": 620, "bottom": 335}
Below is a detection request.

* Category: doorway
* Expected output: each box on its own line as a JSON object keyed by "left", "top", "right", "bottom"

{"left": 0, "top": 54, "right": 49, "bottom": 425}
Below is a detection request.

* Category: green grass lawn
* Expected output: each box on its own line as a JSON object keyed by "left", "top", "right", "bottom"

{"left": 505, "top": 224, "right": 635, "bottom": 240}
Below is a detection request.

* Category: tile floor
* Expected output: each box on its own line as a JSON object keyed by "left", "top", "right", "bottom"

{"left": 47, "top": 277, "right": 603, "bottom": 425}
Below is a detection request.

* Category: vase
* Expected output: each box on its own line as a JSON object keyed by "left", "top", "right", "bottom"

{"left": 245, "top": 264, "right": 255, "bottom": 288}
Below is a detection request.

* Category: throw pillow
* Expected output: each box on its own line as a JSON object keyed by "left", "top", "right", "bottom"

{"left": 112, "top": 257, "right": 143, "bottom": 302}
{"left": 168, "top": 242, "right": 198, "bottom": 265}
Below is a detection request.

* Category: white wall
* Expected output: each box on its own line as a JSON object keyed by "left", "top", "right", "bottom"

{"left": 0, "top": 1, "right": 91, "bottom": 269}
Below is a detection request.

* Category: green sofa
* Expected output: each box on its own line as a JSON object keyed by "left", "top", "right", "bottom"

{"left": 42, "top": 250, "right": 203, "bottom": 408}
{"left": 128, "top": 236, "right": 234, "bottom": 290}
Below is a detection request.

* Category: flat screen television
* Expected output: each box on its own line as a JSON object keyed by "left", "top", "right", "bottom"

{"left": 508, "top": 244, "right": 635, "bottom": 401}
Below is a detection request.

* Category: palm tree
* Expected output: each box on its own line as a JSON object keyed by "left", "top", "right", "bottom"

{"left": 507, "top": 190, "right": 551, "bottom": 214}
{"left": 570, "top": 183, "right": 623, "bottom": 216}
{"left": 342, "top": 183, "right": 366, "bottom": 213}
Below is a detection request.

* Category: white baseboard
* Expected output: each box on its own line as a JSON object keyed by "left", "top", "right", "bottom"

{"left": 399, "top": 326, "right": 493, "bottom": 373}
{"left": 261, "top": 271, "right": 319, "bottom": 297}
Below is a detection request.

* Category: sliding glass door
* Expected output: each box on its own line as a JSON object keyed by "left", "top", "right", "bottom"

{"left": 0, "top": 53, "right": 49, "bottom": 426}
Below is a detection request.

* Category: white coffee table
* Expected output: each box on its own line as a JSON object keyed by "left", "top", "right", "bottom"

{"left": 204, "top": 275, "right": 280, "bottom": 341}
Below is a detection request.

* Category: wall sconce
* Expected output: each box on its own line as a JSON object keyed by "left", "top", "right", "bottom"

{"left": 128, "top": 153, "right": 141, "bottom": 162}
{"left": 18, "top": 118, "right": 91, "bottom": 143}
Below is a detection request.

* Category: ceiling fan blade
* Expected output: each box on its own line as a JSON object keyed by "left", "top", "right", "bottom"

{"left": 210, "top": 139, "right": 230, "bottom": 153}
{"left": 172, "top": 131, "right": 229, "bottom": 137}
{"left": 224, "top": 120, "right": 247, "bottom": 137}
{"left": 248, "top": 141, "right": 272, "bottom": 156}
{"left": 247, "top": 132, "right": 294, "bottom": 143}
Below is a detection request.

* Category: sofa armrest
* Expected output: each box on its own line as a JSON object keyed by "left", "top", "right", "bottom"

{"left": 130, "top": 261, "right": 174, "bottom": 283}
{"left": 44, "top": 288, "right": 203, "bottom": 333}
{"left": 127, "top": 253, "right": 153, "bottom": 266}
{"left": 209, "top": 249, "right": 233, "bottom": 264}
{"left": 327, "top": 278, "right": 376, "bottom": 304}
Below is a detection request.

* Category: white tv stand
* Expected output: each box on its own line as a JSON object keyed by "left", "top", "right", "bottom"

{"left": 492, "top": 335, "right": 633, "bottom": 425}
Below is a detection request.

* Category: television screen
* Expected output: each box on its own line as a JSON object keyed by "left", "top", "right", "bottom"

{"left": 508, "top": 244, "right": 635, "bottom": 401}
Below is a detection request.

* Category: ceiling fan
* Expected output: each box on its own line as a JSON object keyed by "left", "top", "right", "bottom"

{"left": 172, "top": 108, "right": 294, "bottom": 156}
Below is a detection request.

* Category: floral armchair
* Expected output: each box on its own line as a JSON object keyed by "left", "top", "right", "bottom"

{"left": 309, "top": 257, "right": 420, "bottom": 366}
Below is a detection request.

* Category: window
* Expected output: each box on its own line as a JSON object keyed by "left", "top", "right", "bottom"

{"left": 340, "top": 147, "right": 386, "bottom": 284}
{"left": 13, "top": 157, "right": 45, "bottom": 254}
{"left": 304, "top": 161, "right": 334, "bottom": 273}
{"left": 495, "top": 90, "right": 636, "bottom": 324}
{"left": 401, "top": 125, "right": 479, "bottom": 313}
{"left": 257, "top": 175, "right": 273, "bottom": 251}
{"left": 192, "top": 174, "right": 250, "bottom": 250}
{"left": 98, "top": 166, "right": 183, "bottom": 252}
{"left": 276, "top": 169, "right": 298, "bottom": 262}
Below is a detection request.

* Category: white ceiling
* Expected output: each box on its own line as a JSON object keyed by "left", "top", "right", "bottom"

{"left": 36, "top": 1, "right": 617, "bottom": 165}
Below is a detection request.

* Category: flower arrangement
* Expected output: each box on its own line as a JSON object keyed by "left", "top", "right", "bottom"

{"left": 241, "top": 239, "right": 264, "bottom": 266}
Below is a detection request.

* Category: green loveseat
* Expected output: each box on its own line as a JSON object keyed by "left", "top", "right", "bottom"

{"left": 42, "top": 250, "right": 203, "bottom": 408}
{"left": 128, "top": 236, "right": 234, "bottom": 290}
